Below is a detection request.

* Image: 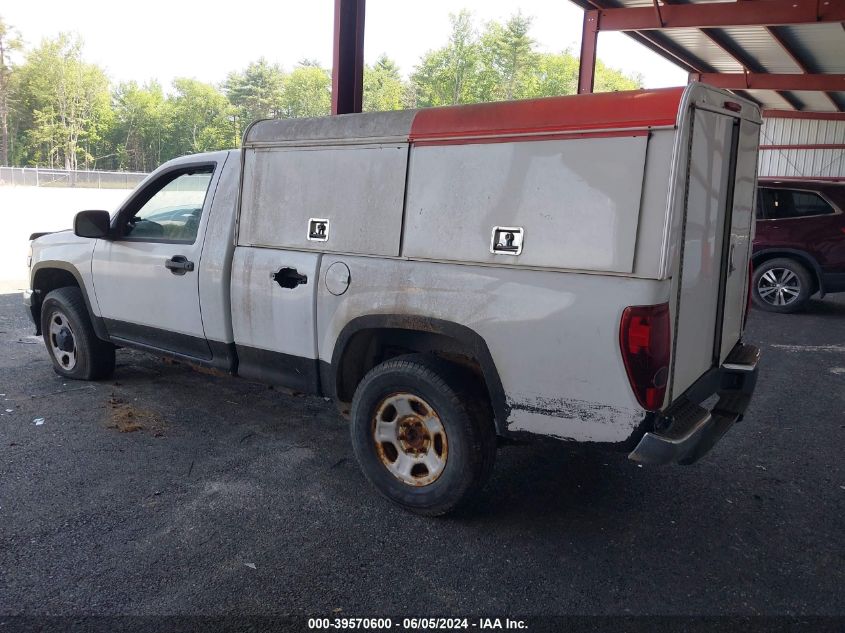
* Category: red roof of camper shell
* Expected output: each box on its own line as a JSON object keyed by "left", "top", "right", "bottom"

{"left": 409, "top": 87, "right": 687, "bottom": 142}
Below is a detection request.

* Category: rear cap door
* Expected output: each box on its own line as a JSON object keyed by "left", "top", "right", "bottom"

{"left": 670, "top": 107, "right": 759, "bottom": 398}
{"left": 717, "top": 118, "right": 758, "bottom": 362}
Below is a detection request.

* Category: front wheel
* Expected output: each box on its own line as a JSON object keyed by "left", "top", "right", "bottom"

{"left": 350, "top": 354, "right": 496, "bottom": 516}
{"left": 751, "top": 258, "right": 813, "bottom": 313}
{"left": 40, "top": 287, "right": 115, "bottom": 380}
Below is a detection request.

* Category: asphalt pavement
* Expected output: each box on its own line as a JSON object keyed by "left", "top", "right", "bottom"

{"left": 0, "top": 291, "right": 842, "bottom": 623}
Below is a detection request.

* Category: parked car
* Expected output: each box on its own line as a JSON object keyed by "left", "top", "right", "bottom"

{"left": 24, "top": 84, "right": 761, "bottom": 515}
{"left": 752, "top": 179, "right": 845, "bottom": 312}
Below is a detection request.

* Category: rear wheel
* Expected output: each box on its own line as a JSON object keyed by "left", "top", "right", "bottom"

{"left": 751, "top": 258, "right": 812, "bottom": 313}
{"left": 41, "top": 287, "right": 115, "bottom": 380}
{"left": 350, "top": 354, "right": 496, "bottom": 516}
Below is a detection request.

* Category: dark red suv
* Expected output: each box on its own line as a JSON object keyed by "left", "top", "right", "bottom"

{"left": 752, "top": 179, "right": 845, "bottom": 312}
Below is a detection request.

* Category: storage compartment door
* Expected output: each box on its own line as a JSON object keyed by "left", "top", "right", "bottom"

{"left": 403, "top": 135, "right": 648, "bottom": 273}
{"left": 238, "top": 144, "right": 408, "bottom": 257}
{"left": 671, "top": 109, "right": 739, "bottom": 397}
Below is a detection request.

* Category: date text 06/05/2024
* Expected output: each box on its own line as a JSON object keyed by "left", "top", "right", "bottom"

{"left": 307, "top": 617, "right": 528, "bottom": 630}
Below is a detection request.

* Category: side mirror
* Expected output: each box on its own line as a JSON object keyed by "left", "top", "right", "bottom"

{"left": 74, "top": 210, "right": 111, "bottom": 239}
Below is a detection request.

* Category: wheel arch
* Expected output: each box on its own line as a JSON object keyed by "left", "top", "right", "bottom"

{"left": 752, "top": 248, "right": 824, "bottom": 298}
{"left": 30, "top": 261, "right": 108, "bottom": 339}
{"left": 326, "top": 315, "right": 509, "bottom": 436}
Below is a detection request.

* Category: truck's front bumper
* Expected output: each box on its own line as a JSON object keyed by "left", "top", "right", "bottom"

{"left": 629, "top": 343, "right": 760, "bottom": 465}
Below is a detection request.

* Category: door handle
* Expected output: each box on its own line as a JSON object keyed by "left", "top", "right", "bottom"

{"left": 272, "top": 267, "right": 308, "bottom": 289}
{"left": 165, "top": 255, "right": 195, "bottom": 275}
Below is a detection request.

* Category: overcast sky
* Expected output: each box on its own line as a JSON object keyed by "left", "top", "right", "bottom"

{"left": 2, "top": 0, "right": 687, "bottom": 89}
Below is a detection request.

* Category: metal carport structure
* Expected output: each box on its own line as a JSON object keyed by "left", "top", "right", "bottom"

{"left": 330, "top": 0, "right": 845, "bottom": 115}
{"left": 570, "top": 0, "right": 845, "bottom": 113}
{"left": 329, "top": 0, "right": 845, "bottom": 178}
{"left": 565, "top": 0, "right": 845, "bottom": 180}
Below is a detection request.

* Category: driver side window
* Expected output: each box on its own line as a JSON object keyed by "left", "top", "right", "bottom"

{"left": 124, "top": 168, "right": 214, "bottom": 243}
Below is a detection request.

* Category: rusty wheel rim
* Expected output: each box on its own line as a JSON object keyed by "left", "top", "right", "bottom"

{"left": 372, "top": 393, "right": 448, "bottom": 487}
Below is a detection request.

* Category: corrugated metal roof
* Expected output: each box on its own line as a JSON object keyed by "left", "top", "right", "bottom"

{"left": 778, "top": 24, "right": 845, "bottom": 74}
{"left": 743, "top": 89, "right": 792, "bottom": 110}
{"left": 718, "top": 26, "right": 801, "bottom": 73}
{"left": 568, "top": 0, "right": 845, "bottom": 114}
{"left": 788, "top": 91, "right": 840, "bottom": 112}
{"left": 659, "top": 29, "right": 744, "bottom": 72}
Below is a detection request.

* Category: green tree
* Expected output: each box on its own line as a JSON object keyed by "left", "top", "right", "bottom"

{"left": 529, "top": 51, "right": 579, "bottom": 98}
{"left": 167, "top": 78, "right": 235, "bottom": 155}
{"left": 224, "top": 58, "right": 285, "bottom": 137}
{"left": 411, "top": 11, "right": 642, "bottom": 107}
{"left": 280, "top": 63, "right": 331, "bottom": 118}
{"left": 297, "top": 58, "right": 323, "bottom": 68}
{"left": 411, "top": 10, "right": 480, "bottom": 107}
{"left": 478, "top": 12, "right": 537, "bottom": 101}
{"left": 0, "top": 10, "right": 643, "bottom": 171}
{"left": 12, "top": 34, "right": 112, "bottom": 169}
{"left": 363, "top": 54, "right": 405, "bottom": 112}
{"left": 594, "top": 59, "right": 643, "bottom": 93}
{"left": 0, "top": 17, "right": 23, "bottom": 166}
{"left": 111, "top": 81, "right": 169, "bottom": 171}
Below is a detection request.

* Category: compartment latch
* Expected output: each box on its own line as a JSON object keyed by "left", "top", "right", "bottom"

{"left": 308, "top": 218, "right": 330, "bottom": 242}
{"left": 490, "top": 226, "right": 524, "bottom": 256}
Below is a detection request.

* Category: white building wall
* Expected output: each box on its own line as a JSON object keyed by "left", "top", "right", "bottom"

{"left": 759, "top": 116, "right": 845, "bottom": 179}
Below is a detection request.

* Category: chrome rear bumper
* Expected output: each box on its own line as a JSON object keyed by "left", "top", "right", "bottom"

{"left": 629, "top": 343, "right": 760, "bottom": 465}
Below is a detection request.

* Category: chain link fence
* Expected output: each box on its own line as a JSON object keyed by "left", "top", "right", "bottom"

{"left": 0, "top": 167, "right": 148, "bottom": 189}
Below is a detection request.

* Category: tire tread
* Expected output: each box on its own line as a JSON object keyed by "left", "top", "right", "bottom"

{"left": 41, "top": 287, "right": 115, "bottom": 380}
{"left": 350, "top": 353, "right": 496, "bottom": 516}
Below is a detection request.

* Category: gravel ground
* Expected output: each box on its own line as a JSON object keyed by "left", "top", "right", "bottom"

{"left": 0, "top": 291, "right": 843, "bottom": 624}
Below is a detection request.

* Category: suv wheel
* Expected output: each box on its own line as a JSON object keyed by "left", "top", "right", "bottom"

{"left": 350, "top": 354, "right": 496, "bottom": 516}
{"left": 751, "top": 258, "right": 813, "bottom": 313}
{"left": 41, "top": 287, "right": 116, "bottom": 380}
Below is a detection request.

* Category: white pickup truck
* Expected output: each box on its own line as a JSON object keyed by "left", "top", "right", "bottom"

{"left": 25, "top": 83, "right": 761, "bottom": 515}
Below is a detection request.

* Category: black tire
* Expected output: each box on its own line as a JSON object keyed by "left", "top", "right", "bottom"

{"left": 40, "top": 287, "right": 116, "bottom": 380}
{"left": 751, "top": 258, "right": 813, "bottom": 314}
{"left": 350, "top": 354, "right": 496, "bottom": 516}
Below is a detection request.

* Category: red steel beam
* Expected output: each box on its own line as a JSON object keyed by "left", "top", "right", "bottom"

{"left": 583, "top": 0, "right": 705, "bottom": 74}
{"left": 596, "top": 0, "right": 845, "bottom": 31}
{"left": 331, "top": 0, "right": 366, "bottom": 115}
{"left": 691, "top": 72, "right": 845, "bottom": 92}
{"left": 763, "top": 110, "right": 845, "bottom": 121}
{"left": 578, "top": 10, "right": 599, "bottom": 94}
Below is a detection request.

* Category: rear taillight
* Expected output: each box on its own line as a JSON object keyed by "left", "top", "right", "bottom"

{"left": 619, "top": 303, "right": 671, "bottom": 411}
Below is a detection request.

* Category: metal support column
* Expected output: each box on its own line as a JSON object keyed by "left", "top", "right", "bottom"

{"left": 331, "top": 0, "right": 366, "bottom": 115}
{"left": 578, "top": 10, "right": 599, "bottom": 94}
